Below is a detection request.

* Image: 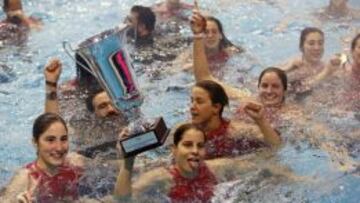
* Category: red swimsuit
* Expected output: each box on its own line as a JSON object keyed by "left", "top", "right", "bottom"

{"left": 168, "top": 164, "right": 217, "bottom": 203}
{"left": 25, "top": 162, "right": 81, "bottom": 203}
{"left": 205, "top": 119, "right": 266, "bottom": 159}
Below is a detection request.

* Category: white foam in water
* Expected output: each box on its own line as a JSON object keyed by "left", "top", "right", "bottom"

{"left": 0, "top": 0, "right": 359, "bottom": 202}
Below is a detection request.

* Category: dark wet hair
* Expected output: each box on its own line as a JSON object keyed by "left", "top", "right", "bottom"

{"left": 33, "top": 113, "right": 67, "bottom": 142}
{"left": 131, "top": 5, "right": 156, "bottom": 33}
{"left": 3, "top": 0, "right": 23, "bottom": 12}
{"left": 194, "top": 80, "right": 229, "bottom": 117}
{"left": 130, "top": 5, "right": 142, "bottom": 13}
{"left": 351, "top": 33, "right": 360, "bottom": 51}
{"left": 85, "top": 87, "right": 104, "bottom": 112}
{"left": 173, "top": 123, "right": 205, "bottom": 146}
{"left": 206, "top": 16, "right": 242, "bottom": 52}
{"left": 258, "top": 67, "right": 288, "bottom": 91}
{"left": 299, "top": 27, "right": 324, "bottom": 51}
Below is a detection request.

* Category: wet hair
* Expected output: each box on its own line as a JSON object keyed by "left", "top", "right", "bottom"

{"left": 258, "top": 67, "right": 288, "bottom": 91}
{"left": 173, "top": 123, "right": 205, "bottom": 146}
{"left": 194, "top": 80, "right": 229, "bottom": 117}
{"left": 131, "top": 5, "right": 156, "bottom": 33}
{"left": 299, "top": 27, "right": 324, "bottom": 51}
{"left": 130, "top": 5, "right": 142, "bottom": 13}
{"left": 3, "top": 0, "right": 23, "bottom": 12}
{"left": 206, "top": 16, "right": 242, "bottom": 52}
{"left": 85, "top": 87, "right": 104, "bottom": 112}
{"left": 351, "top": 33, "right": 360, "bottom": 51}
{"left": 33, "top": 113, "right": 67, "bottom": 143}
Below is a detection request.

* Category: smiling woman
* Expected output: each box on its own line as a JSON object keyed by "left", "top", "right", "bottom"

{"left": 0, "top": 113, "right": 81, "bottom": 203}
{"left": 280, "top": 27, "right": 345, "bottom": 94}
{"left": 257, "top": 67, "right": 287, "bottom": 107}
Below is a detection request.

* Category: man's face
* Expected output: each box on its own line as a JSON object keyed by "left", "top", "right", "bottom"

{"left": 92, "top": 91, "right": 120, "bottom": 118}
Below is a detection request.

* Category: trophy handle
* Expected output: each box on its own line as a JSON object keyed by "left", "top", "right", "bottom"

{"left": 62, "top": 41, "right": 96, "bottom": 77}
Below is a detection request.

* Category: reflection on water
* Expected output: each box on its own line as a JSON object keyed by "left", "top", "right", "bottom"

{"left": 0, "top": 0, "right": 359, "bottom": 202}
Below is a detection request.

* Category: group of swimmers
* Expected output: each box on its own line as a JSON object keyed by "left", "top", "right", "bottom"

{"left": 0, "top": 0, "right": 359, "bottom": 202}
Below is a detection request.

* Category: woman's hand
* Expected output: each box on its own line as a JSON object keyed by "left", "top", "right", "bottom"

{"left": 44, "top": 58, "right": 62, "bottom": 84}
{"left": 190, "top": 9, "right": 206, "bottom": 34}
{"left": 326, "top": 53, "right": 346, "bottom": 73}
{"left": 243, "top": 101, "right": 265, "bottom": 123}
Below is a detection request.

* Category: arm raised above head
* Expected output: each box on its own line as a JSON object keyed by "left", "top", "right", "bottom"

{"left": 44, "top": 58, "right": 62, "bottom": 115}
{"left": 192, "top": 25, "right": 213, "bottom": 82}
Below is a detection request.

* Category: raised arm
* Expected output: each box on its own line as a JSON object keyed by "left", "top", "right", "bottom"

{"left": 44, "top": 58, "right": 62, "bottom": 114}
{"left": 191, "top": 10, "right": 213, "bottom": 82}
{"left": 114, "top": 157, "right": 135, "bottom": 200}
{"left": 114, "top": 129, "right": 171, "bottom": 201}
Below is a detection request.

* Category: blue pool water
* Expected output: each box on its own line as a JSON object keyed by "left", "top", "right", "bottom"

{"left": 1, "top": 0, "right": 359, "bottom": 202}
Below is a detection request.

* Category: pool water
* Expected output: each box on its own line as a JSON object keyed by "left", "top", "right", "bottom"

{"left": 1, "top": 0, "right": 359, "bottom": 202}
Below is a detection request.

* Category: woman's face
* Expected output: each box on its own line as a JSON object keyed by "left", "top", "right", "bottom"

{"left": 352, "top": 38, "right": 360, "bottom": 67}
{"left": 190, "top": 87, "right": 219, "bottom": 126}
{"left": 302, "top": 32, "right": 324, "bottom": 64}
{"left": 35, "top": 122, "right": 69, "bottom": 169}
{"left": 204, "top": 20, "right": 223, "bottom": 50}
{"left": 258, "top": 72, "right": 285, "bottom": 107}
{"left": 173, "top": 129, "right": 206, "bottom": 175}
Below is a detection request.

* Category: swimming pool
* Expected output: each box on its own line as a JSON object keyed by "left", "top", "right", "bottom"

{"left": 0, "top": 0, "right": 359, "bottom": 202}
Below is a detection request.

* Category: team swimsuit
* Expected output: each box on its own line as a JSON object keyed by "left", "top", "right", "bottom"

{"left": 205, "top": 119, "right": 266, "bottom": 159}
{"left": 25, "top": 162, "right": 81, "bottom": 202}
{"left": 168, "top": 163, "right": 217, "bottom": 203}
